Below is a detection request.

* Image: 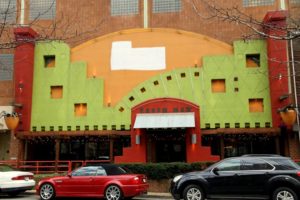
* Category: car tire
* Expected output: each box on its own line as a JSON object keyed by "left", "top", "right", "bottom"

{"left": 39, "top": 183, "right": 56, "bottom": 200}
{"left": 272, "top": 187, "right": 298, "bottom": 200}
{"left": 105, "top": 184, "right": 123, "bottom": 200}
{"left": 183, "top": 184, "right": 204, "bottom": 200}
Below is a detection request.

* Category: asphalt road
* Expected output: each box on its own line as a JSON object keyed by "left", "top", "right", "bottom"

{"left": 0, "top": 192, "right": 174, "bottom": 200}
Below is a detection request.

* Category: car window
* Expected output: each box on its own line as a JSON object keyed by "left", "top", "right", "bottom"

{"left": 216, "top": 159, "right": 241, "bottom": 171}
{"left": 72, "top": 167, "right": 97, "bottom": 176}
{"left": 96, "top": 167, "right": 107, "bottom": 176}
{"left": 269, "top": 158, "right": 300, "bottom": 170}
{"left": 0, "top": 165, "right": 14, "bottom": 172}
{"left": 102, "top": 165, "right": 128, "bottom": 175}
{"left": 242, "top": 159, "right": 274, "bottom": 170}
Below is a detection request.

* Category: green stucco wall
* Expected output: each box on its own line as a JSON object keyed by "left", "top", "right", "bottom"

{"left": 31, "top": 40, "right": 271, "bottom": 131}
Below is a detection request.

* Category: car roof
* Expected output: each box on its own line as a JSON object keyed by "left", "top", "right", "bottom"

{"left": 241, "top": 154, "right": 283, "bottom": 157}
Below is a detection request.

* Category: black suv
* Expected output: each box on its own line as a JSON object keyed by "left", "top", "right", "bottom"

{"left": 170, "top": 155, "right": 300, "bottom": 200}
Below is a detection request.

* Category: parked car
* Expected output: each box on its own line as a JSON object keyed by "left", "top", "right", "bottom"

{"left": 36, "top": 164, "right": 148, "bottom": 200}
{"left": 170, "top": 154, "right": 300, "bottom": 200}
{"left": 0, "top": 164, "right": 35, "bottom": 196}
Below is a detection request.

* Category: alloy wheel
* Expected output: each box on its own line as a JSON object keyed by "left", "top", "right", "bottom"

{"left": 186, "top": 187, "right": 202, "bottom": 200}
{"left": 106, "top": 185, "right": 122, "bottom": 200}
{"left": 40, "top": 183, "right": 55, "bottom": 200}
{"left": 276, "top": 190, "right": 295, "bottom": 200}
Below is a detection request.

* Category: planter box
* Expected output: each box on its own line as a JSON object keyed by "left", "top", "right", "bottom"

{"left": 148, "top": 179, "right": 171, "bottom": 193}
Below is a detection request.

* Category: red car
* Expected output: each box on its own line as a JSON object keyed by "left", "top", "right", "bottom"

{"left": 36, "top": 164, "right": 148, "bottom": 200}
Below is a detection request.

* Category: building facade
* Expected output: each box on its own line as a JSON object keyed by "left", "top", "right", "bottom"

{"left": 0, "top": 0, "right": 300, "bottom": 163}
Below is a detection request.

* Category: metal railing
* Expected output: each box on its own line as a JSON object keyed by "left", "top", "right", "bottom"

{"left": 0, "top": 160, "right": 111, "bottom": 174}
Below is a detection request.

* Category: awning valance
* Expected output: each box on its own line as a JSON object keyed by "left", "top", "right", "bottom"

{"left": 133, "top": 112, "right": 195, "bottom": 129}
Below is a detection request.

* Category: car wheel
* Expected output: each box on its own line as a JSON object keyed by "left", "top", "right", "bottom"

{"left": 273, "top": 187, "right": 298, "bottom": 200}
{"left": 183, "top": 184, "right": 204, "bottom": 200}
{"left": 105, "top": 185, "right": 123, "bottom": 200}
{"left": 39, "top": 183, "right": 56, "bottom": 200}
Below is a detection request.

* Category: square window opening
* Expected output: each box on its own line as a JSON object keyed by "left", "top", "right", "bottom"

{"left": 44, "top": 55, "right": 56, "bottom": 68}
{"left": 246, "top": 54, "right": 260, "bottom": 67}
{"left": 212, "top": 79, "right": 226, "bottom": 93}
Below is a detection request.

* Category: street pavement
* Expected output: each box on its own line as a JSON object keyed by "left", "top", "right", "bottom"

{"left": 0, "top": 191, "right": 173, "bottom": 200}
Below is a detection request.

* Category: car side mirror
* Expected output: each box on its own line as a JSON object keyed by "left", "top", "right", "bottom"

{"left": 67, "top": 172, "right": 72, "bottom": 177}
{"left": 212, "top": 167, "right": 219, "bottom": 175}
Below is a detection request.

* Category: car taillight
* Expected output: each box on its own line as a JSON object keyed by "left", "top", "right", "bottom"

{"left": 297, "top": 171, "right": 300, "bottom": 177}
{"left": 12, "top": 175, "right": 33, "bottom": 181}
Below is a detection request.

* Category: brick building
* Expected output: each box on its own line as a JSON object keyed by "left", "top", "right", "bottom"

{"left": 0, "top": 0, "right": 299, "bottom": 163}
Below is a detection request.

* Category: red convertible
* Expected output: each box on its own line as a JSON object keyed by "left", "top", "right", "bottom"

{"left": 36, "top": 164, "right": 148, "bottom": 200}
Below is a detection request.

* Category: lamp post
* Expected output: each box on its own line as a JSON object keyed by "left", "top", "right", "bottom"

{"left": 0, "top": 111, "right": 20, "bottom": 135}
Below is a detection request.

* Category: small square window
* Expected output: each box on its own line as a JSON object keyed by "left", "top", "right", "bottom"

{"left": 194, "top": 72, "right": 200, "bottom": 77}
{"left": 74, "top": 103, "right": 87, "bottom": 116}
{"left": 234, "top": 88, "right": 239, "bottom": 92}
{"left": 129, "top": 96, "right": 135, "bottom": 101}
{"left": 245, "top": 123, "right": 250, "bottom": 128}
{"left": 225, "top": 123, "right": 230, "bottom": 128}
{"left": 121, "top": 125, "right": 125, "bottom": 130}
{"left": 119, "top": 107, "right": 124, "bottom": 112}
{"left": 167, "top": 76, "right": 172, "bottom": 81}
{"left": 153, "top": 80, "right": 159, "bottom": 86}
{"left": 234, "top": 77, "right": 238, "bottom": 81}
{"left": 51, "top": 86, "right": 63, "bottom": 99}
{"left": 249, "top": 99, "right": 264, "bottom": 112}
{"left": 211, "top": 79, "right": 226, "bottom": 93}
{"left": 181, "top": 73, "right": 186, "bottom": 78}
{"left": 265, "top": 122, "right": 271, "bottom": 128}
{"left": 44, "top": 55, "right": 56, "bottom": 68}
{"left": 140, "top": 87, "right": 146, "bottom": 93}
{"left": 246, "top": 54, "right": 260, "bottom": 67}
{"left": 205, "top": 123, "right": 210, "bottom": 129}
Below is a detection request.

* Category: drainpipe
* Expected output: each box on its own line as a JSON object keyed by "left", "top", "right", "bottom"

{"left": 290, "top": 39, "right": 300, "bottom": 142}
{"left": 20, "top": 0, "right": 25, "bottom": 25}
{"left": 143, "top": 0, "right": 148, "bottom": 28}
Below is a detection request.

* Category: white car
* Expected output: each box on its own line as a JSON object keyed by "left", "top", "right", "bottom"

{"left": 0, "top": 164, "right": 35, "bottom": 196}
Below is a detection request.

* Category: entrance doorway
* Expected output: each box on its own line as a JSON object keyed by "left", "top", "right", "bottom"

{"left": 146, "top": 129, "right": 186, "bottom": 162}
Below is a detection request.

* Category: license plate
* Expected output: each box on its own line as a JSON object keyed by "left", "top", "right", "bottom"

{"left": 25, "top": 177, "right": 29, "bottom": 181}
{"left": 142, "top": 178, "right": 146, "bottom": 183}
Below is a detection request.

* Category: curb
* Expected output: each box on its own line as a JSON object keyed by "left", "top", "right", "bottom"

{"left": 142, "top": 192, "right": 172, "bottom": 198}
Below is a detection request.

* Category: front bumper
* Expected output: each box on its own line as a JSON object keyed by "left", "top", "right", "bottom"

{"left": 1, "top": 180, "right": 35, "bottom": 193}
{"left": 170, "top": 181, "right": 181, "bottom": 200}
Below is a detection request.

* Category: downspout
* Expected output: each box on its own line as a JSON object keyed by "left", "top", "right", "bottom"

{"left": 290, "top": 39, "right": 300, "bottom": 142}
{"left": 20, "top": 0, "right": 25, "bottom": 25}
{"left": 143, "top": 0, "right": 148, "bottom": 28}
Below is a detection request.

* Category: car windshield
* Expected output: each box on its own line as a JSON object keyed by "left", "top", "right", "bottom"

{"left": 0, "top": 165, "right": 15, "bottom": 172}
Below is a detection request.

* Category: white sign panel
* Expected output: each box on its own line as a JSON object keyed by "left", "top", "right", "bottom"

{"left": 0, "top": 106, "right": 13, "bottom": 130}
{"left": 111, "top": 41, "right": 166, "bottom": 70}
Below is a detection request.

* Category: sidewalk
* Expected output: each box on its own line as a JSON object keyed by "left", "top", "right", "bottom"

{"left": 140, "top": 192, "right": 172, "bottom": 199}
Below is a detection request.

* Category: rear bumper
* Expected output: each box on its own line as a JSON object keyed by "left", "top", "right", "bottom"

{"left": 122, "top": 184, "right": 149, "bottom": 197}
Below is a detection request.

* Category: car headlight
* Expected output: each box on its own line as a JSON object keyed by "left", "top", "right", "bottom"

{"left": 173, "top": 175, "right": 182, "bottom": 183}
